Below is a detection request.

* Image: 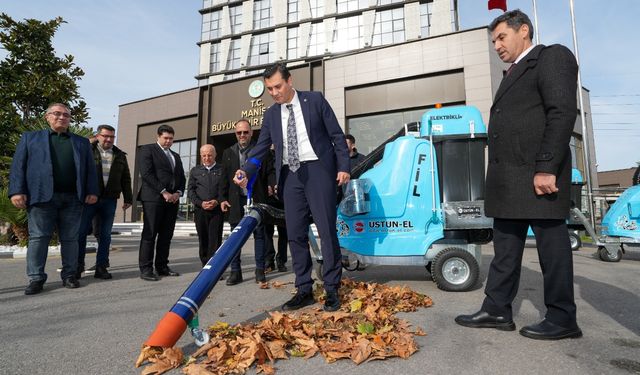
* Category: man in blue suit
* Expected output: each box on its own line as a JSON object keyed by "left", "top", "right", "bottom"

{"left": 234, "top": 63, "right": 350, "bottom": 312}
{"left": 9, "top": 103, "right": 99, "bottom": 295}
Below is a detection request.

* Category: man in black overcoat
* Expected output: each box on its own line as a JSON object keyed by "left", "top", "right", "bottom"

{"left": 455, "top": 9, "right": 582, "bottom": 340}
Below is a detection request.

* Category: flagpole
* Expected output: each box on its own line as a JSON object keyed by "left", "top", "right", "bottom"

{"left": 532, "top": 0, "right": 540, "bottom": 44}
{"left": 569, "top": 0, "right": 596, "bottom": 230}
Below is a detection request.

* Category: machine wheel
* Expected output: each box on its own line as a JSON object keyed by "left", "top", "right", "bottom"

{"left": 598, "top": 246, "right": 622, "bottom": 262}
{"left": 314, "top": 260, "right": 324, "bottom": 280}
{"left": 341, "top": 256, "right": 360, "bottom": 271}
{"left": 569, "top": 232, "right": 582, "bottom": 251}
{"left": 431, "top": 248, "right": 479, "bottom": 292}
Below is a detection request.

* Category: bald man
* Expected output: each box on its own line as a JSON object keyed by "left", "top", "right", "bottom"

{"left": 187, "top": 144, "right": 229, "bottom": 266}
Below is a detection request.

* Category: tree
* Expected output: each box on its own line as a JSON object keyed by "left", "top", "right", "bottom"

{"left": 0, "top": 13, "right": 91, "bottom": 186}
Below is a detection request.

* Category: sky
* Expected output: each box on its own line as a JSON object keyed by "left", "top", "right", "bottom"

{"left": 1, "top": 0, "right": 638, "bottom": 172}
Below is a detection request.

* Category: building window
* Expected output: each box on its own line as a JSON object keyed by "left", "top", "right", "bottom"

{"left": 377, "top": 0, "right": 404, "bottom": 5}
{"left": 420, "top": 2, "right": 432, "bottom": 38}
{"left": 229, "top": 5, "right": 243, "bottom": 34}
{"left": 287, "top": 27, "right": 299, "bottom": 59}
{"left": 203, "top": 0, "right": 213, "bottom": 9}
{"left": 171, "top": 139, "right": 198, "bottom": 219}
{"left": 253, "top": 0, "right": 273, "bottom": 30}
{"left": 201, "top": 10, "right": 221, "bottom": 41}
{"left": 336, "top": 0, "right": 368, "bottom": 13}
{"left": 371, "top": 8, "right": 405, "bottom": 47}
{"left": 210, "top": 42, "right": 221, "bottom": 73}
{"left": 249, "top": 32, "right": 275, "bottom": 66}
{"left": 288, "top": 0, "right": 299, "bottom": 22}
{"left": 308, "top": 22, "right": 326, "bottom": 56}
{"left": 309, "top": 0, "right": 324, "bottom": 18}
{"left": 332, "top": 15, "right": 363, "bottom": 52}
{"left": 227, "top": 38, "right": 242, "bottom": 70}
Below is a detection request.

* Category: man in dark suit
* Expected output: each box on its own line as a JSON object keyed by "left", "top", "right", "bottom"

{"left": 136, "top": 124, "right": 186, "bottom": 281}
{"left": 221, "top": 119, "right": 270, "bottom": 285}
{"left": 455, "top": 10, "right": 582, "bottom": 340}
{"left": 9, "top": 103, "right": 99, "bottom": 294}
{"left": 77, "top": 124, "right": 133, "bottom": 280}
{"left": 234, "top": 63, "right": 350, "bottom": 312}
{"left": 345, "top": 134, "right": 365, "bottom": 171}
{"left": 188, "top": 144, "right": 229, "bottom": 266}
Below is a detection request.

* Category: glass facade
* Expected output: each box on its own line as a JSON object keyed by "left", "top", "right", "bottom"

{"left": 227, "top": 38, "right": 242, "bottom": 70}
{"left": 253, "top": 0, "right": 273, "bottom": 29}
{"left": 333, "top": 15, "right": 363, "bottom": 53}
{"left": 171, "top": 139, "right": 198, "bottom": 220}
{"left": 249, "top": 32, "right": 275, "bottom": 66}
{"left": 287, "top": 27, "right": 299, "bottom": 60}
{"left": 199, "top": 0, "right": 446, "bottom": 79}
{"left": 372, "top": 8, "right": 405, "bottom": 47}
{"left": 202, "top": 10, "right": 221, "bottom": 41}
{"left": 288, "top": 0, "right": 299, "bottom": 23}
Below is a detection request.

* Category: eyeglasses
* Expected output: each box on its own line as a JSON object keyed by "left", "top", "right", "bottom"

{"left": 235, "top": 131, "right": 250, "bottom": 135}
{"left": 48, "top": 111, "right": 71, "bottom": 118}
{"left": 98, "top": 134, "right": 115, "bottom": 139}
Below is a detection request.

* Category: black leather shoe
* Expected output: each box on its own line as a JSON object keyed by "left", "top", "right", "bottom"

{"left": 62, "top": 277, "right": 80, "bottom": 289}
{"left": 255, "top": 268, "right": 266, "bottom": 283}
{"left": 157, "top": 268, "right": 180, "bottom": 277}
{"left": 277, "top": 263, "right": 287, "bottom": 272}
{"left": 226, "top": 271, "right": 243, "bottom": 286}
{"left": 140, "top": 271, "right": 159, "bottom": 281}
{"left": 455, "top": 311, "right": 516, "bottom": 331}
{"left": 25, "top": 280, "right": 45, "bottom": 295}
{"left": 282, "top": 291, "right": 315, "bottom": 311}
{"left": 519, "top": 319, "right": 582, "bottom": 340}
{"left": 75, "top": 264, "right": 84, "bottom": 280}
{"left": 94, "top": 266, "right": 113, "bottom": 280}
{"left": 324, "top": 290, "right": 340, "bottom": 312}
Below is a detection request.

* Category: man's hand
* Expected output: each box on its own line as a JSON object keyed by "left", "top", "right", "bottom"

{"left": 162, "top": 191, "right": 173, "bottom": 202}
{"left": 336, "top": 172, "right": 350, "bottom": 186}
{"left": 10, "top": 194, "right": 27, "bottom": 209}
{"left": 202, "top": 200, "right": 218, "bottom": 210}
{"left": 122, "top": 203, "right": 132, "bottom": 210}
{"left": 233, "top": 170, "right": 248, "bottom": 188}
{"left": 220, "top": 201, "right": 231, "bottom": 212}
{"left": 534, "top": 173, "right": 558, "bottom": 195}
{"left": 171, "top": 192, "right": 180, "bottom": 203}
{"left": 85, "top": 195, "right": 98, "bottom": 204}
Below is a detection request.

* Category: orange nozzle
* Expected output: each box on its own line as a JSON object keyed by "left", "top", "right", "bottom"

{"left": 144, "top": 311, "right": 188, "bottom": 347}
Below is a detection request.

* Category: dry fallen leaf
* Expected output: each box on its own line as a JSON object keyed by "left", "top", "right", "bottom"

{"left": 138, "top": 278, "right": 432, "bottom": 374}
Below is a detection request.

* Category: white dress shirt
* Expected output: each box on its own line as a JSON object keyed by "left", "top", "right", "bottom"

{"left": 280, "top": 90, "right": 318, "bottom": 165}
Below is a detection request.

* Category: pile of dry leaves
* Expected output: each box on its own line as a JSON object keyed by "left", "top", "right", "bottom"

{"left": 136, "top": 278, "right": 433, "bottom": 374}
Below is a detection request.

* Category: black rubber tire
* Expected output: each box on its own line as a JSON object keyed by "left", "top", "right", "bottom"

{"left": 431, "top": 247, "right": 479, "bottom": 292}
{"left": 569, "top": 231, "right": 582, "bottom": 251}
{"left": 598, "top": 246, "right": 622, "bottom": 262}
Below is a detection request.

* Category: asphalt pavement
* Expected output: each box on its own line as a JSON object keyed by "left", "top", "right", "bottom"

{"left": 0, "top": 235, "right": 639, "bottom": 375}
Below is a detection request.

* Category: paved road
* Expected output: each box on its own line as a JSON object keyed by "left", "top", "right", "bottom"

{"left": 0, "top": 235, "right": 638, "bottom": 375}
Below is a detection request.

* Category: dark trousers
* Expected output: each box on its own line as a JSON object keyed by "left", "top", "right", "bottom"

{"left": 482, "top": 218, "right": 577, "bottom": 328}
{"left": 194, "top": 207, "right": 224, "bottom": 266}
{"left": 78, "top": 198, "right": 117, "bottom": 268}
{"left": 229, "top": 221, "right": 266, "bottom": 272}
{"left": 282, "top": 161, "right": 341, "bottom": 293}
{"left": 138, "top": 201, "right": 179, "bottom": 273}
{"left": 265, "top": 223, "right": 288, "bottom": 267}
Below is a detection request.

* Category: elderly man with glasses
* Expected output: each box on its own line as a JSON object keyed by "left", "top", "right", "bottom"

{"left": 9, "top": 103, "right": 99, "bottom": 295}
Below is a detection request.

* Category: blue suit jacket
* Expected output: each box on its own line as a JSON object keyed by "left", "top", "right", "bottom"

{"left": 243, "top": 90, "right": 349, "bottom": 189}
{"left": 8, "top": 129, "right": 99, "bottom": 206}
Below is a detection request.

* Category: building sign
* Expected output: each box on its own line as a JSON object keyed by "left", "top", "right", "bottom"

{"left": 210, "top": 98, "right": 267, "bottom": 135}
{"left": 248, "top": 79, "right": 265, "bottom": 98}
